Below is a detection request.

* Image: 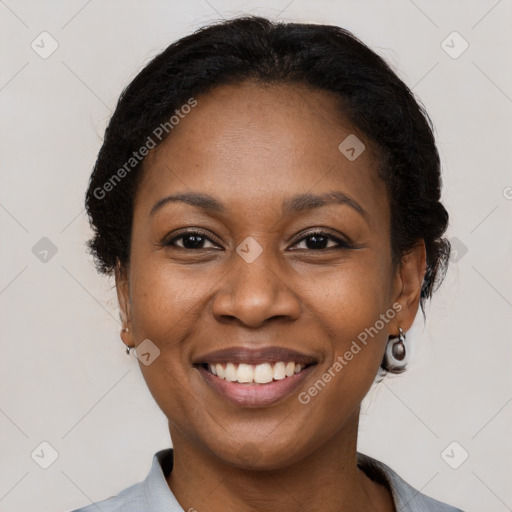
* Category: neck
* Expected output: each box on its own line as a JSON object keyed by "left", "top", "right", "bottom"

{"left": 166, "top": 410, "right": 394, "bottom": 512}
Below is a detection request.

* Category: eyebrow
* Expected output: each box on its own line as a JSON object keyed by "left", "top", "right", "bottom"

{"left": 150, "top": 191, "right": 368, "bottom": 221}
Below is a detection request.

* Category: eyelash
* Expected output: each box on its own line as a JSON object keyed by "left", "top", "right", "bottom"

{"left": 163, "top": 229, "right": 352, "bottom": 251}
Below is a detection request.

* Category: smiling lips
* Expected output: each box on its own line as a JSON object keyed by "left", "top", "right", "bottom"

{"left": 207, "top": 361, "right": 306, "bottom": 384}
{"left": 193, "top": 346, "right": 318, "bottom": 405}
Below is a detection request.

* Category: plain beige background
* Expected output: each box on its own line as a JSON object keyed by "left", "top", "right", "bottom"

{"left": 1, "top": 1, "right": 511, "bottom": 511}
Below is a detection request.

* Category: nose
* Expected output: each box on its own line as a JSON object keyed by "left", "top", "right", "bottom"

{"left": 211, "top": 250, "right": 302, "bottom": 328}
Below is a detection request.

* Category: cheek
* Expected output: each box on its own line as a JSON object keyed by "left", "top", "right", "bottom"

{"left": 308, "top": 248, "right": 393, "bottom": 333}
{"left": 292, "top": 265, "right": 392, "bottom": 440}
{"left": 130, "top": 261, "right": 214, "bottom": 336}
{"left": 127, "top": 264, "right": 213, "bottom": 417}
{"left": 305, "top": 252, "right": 393, "bottom": 380}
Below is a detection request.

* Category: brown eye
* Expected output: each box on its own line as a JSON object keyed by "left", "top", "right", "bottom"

{"left": 292, "top": 231, "right": 351, "bottom": 251}
{"left": 164, "top": 230, "right": 220, "bottom": 250}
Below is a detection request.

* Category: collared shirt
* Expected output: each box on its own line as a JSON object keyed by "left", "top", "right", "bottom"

{"left": 70, "top": 449, "right": 464, "bottom": 512}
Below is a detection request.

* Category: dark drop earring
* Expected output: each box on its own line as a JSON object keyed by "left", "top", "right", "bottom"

{"left": 383, "top": 326, "right": 407, "bottom": 373}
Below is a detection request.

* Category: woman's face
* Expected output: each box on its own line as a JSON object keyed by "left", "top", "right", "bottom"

{"left": 117, "top": 82, "right": 424, "bottom": 469}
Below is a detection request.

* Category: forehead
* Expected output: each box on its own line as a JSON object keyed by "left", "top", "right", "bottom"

{"left": 137, "top": 81, "right": 387, "bottom": 227}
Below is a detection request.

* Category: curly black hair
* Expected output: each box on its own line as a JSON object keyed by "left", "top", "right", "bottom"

{"left": 85, "top": 16, "right": 450, "bottom": 372}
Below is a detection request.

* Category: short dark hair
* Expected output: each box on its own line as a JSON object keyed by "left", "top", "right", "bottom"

{"left": 85, "top": 15, "right": 450, "bottom": 350}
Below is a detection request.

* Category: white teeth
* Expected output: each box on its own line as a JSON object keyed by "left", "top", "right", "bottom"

{"left": 225, "top": 362, "right": 237, "bottom": 381}
{"left": 273, "top": 361, "right": 286, "bottom": 380}
{"left": 236, "top": 363, "right": 254, "bottom": 383}
{"left": 253, "top": 363, "right": 273, "bottom": 383}
{"left": 206, "top": 361, "right": 308, "bottom": 384}
{"left": 215, "top": 363, "right": 225, "bottom": 379}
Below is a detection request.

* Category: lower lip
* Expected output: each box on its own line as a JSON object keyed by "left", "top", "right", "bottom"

{"left": 197, "top": 365, "right": 316, "bottom": 407}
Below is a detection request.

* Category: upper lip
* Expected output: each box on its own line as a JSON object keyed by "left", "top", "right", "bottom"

{"left": 193, "top": 346, "right": 318, "bottom": 366}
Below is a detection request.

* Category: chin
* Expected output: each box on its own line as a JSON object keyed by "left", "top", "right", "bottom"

{"left": 207, "top": 435, "right": 315, "bottom": 471}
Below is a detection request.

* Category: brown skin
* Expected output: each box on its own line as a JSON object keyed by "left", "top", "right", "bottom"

{"left": 116, "top": 81, "right": 426, "bottom": 512}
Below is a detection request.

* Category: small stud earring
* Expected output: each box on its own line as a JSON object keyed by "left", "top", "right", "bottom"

{"left": 121, "top": 327, "right": 132, "bottom": 355}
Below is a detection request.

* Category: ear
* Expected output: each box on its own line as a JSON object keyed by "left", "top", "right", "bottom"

{"left": 391, "top": 240, "right": 426, "bottom": 333}
{"left": 115, "top": 259, "right": 134, "bottom": 347}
